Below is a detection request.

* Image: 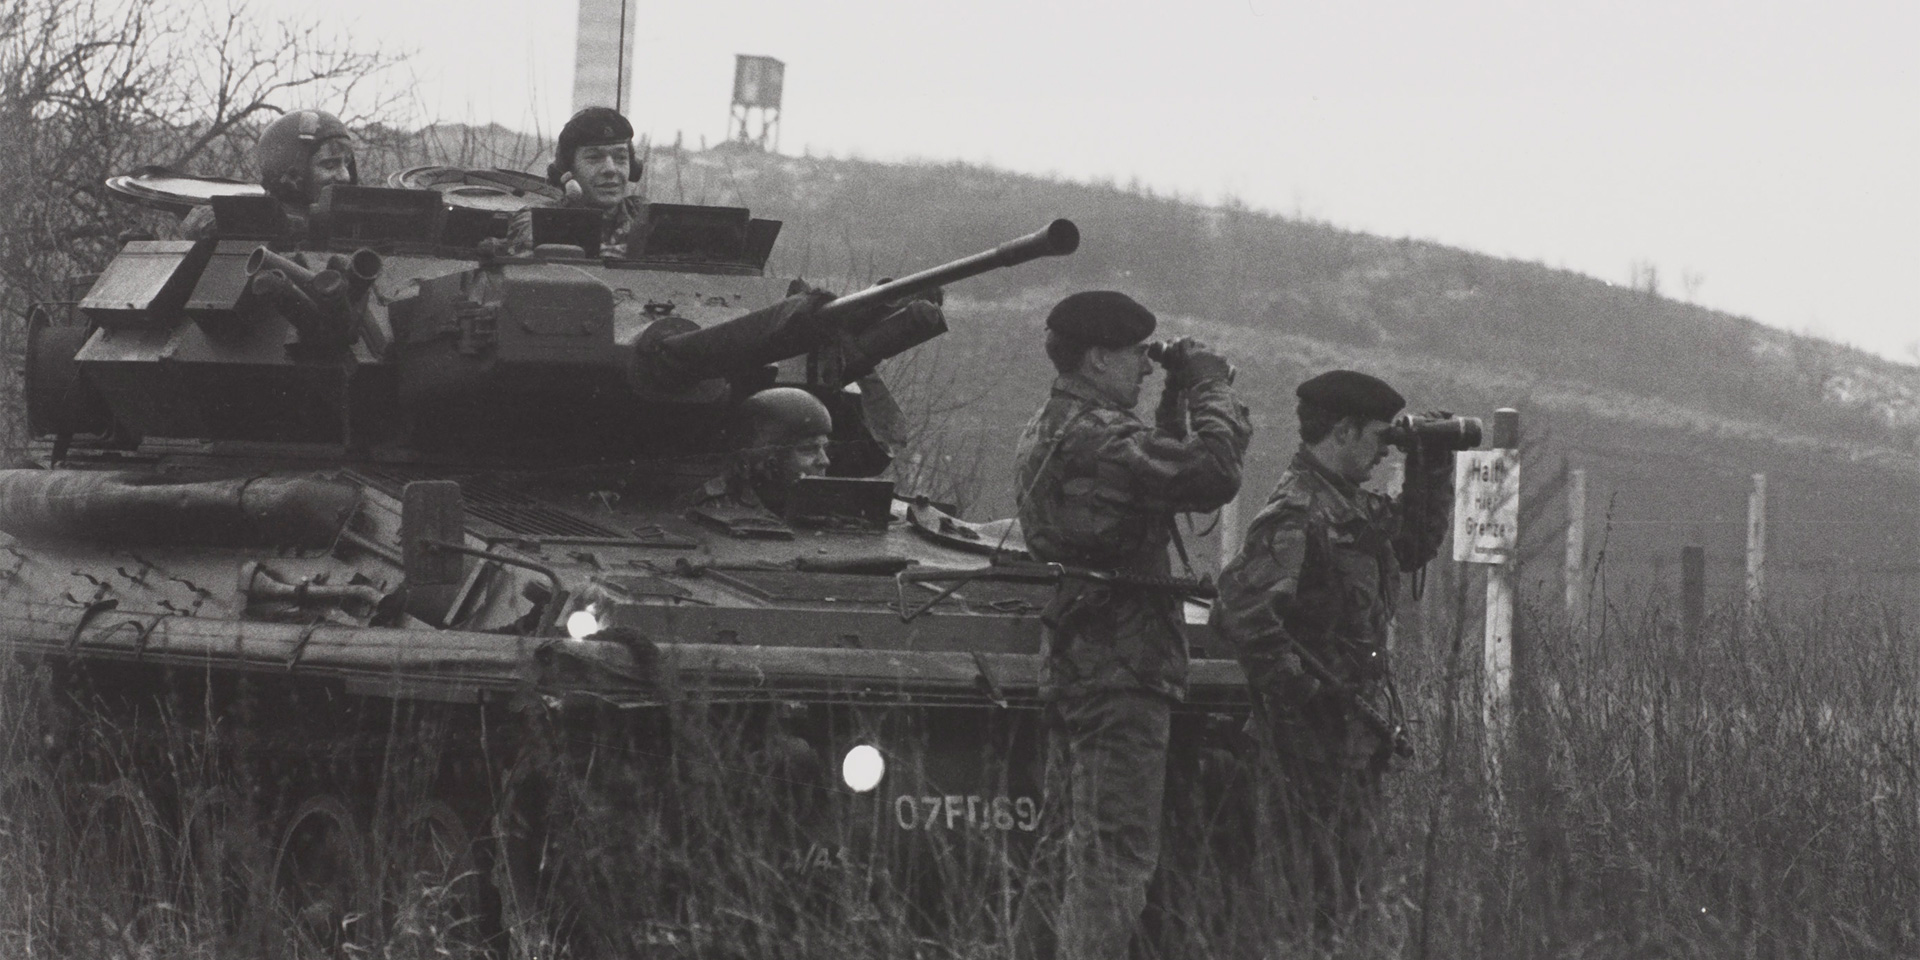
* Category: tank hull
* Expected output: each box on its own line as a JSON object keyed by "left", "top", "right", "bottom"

{"left": 1, "top": 201, "right": 1246, "bottom": 955}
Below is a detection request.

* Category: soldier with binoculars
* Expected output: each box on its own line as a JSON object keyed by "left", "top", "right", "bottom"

{"left": 1012, "top": 290, "right": 1250, "bottom": 960}
{"left": 1213, "top": 369, "right": 1472, "bottom": 941}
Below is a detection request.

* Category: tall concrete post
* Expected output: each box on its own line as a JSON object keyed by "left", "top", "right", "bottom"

{"left": 572, "top": 0, "right": 638, "bottom": 114}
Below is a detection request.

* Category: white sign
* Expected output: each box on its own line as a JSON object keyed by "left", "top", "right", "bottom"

{"left": 1453, "top": 449, "right": 1519, "bottom": 564}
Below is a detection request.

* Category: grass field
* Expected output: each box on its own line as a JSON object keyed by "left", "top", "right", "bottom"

{"left": 1, "top": 573, "right": 1915, "bottom": 959}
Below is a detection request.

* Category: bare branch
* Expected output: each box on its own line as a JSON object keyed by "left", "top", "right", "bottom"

{"left": 0, "top": 0, "right": 415, "bottom": 456}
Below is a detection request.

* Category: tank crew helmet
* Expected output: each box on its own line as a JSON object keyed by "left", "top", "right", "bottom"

{"left": 548, "top": 106, "right": 644, "bottom": 186}
{"left": 733, "top": 387, "right": 833, "bottom": 450}
{"left": 255, "top": 109, "right": 357, "bottom": 207}
{"left": 730, "top": 387, "right": 834, "bottom": 498}
{"left": 1044, "top": 290, "right": 1157, "bottom": 348}
{"left": 1296, "top": 369, "right": 1405, "bottom": 422}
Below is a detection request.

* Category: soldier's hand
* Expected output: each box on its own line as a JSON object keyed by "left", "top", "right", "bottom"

{"left": 1277, "top": 650, "right": 1320, "bottom": 697}
{"left": 1155, "top": 337, "right": 1195, "bottom": 391}
{"left": 791, "top": 286, "right": 838, "bottom": 313}
{"left": 1178, "top": 341, "right": 1235, "bottom": 387}
{"left": 753, "top": 287, "right": 838, "bottom": 339}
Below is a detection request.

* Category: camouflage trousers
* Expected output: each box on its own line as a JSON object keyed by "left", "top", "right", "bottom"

{"left": 1040, "top": 688, "right": 1172, "bottom": 960}
{"left": 1253, "top": 703, "right": 1388, "bottom": 939}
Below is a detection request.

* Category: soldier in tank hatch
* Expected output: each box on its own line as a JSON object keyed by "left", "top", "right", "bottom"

{"left": 180, "top": 109, "right": 358, "bottom": 240}
{"left": 1011, "top": 291, "right": 1250, "bottom": 960}
{"left": 689, "top": 387, "right": 834, "bottom": 516}
{"left": 507, "top": 106, "right": 648, "bottom": 256}
{"left": 1211, "top": 369, "right": 1456, "bottom": 940}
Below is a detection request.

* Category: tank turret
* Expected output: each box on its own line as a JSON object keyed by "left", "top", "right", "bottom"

{"left": 28, "top": 186, "right": 1076, "bottom": 459}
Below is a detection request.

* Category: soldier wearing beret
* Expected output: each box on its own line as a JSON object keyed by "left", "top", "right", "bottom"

{"left": 1013, "top": 290, "right": 1250, "bottom": 960}
{"left": 1212, "top": 369, "right": 1455, "bottom": 939}
{"left": 508, "top": 106, "right": 649, "bottom": 255}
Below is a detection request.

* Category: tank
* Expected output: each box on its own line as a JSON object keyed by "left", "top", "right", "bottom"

{"left": 2, "top": 179, "right": 1251, "bottom": 957}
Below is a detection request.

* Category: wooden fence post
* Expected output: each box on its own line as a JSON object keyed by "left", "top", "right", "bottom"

{"left": 1746, "top": 473, "right": 1767, "bottom": 613}
{"left": 1565, "top": 467, "right": 1586, "bottom": 622}
{"left": 1484, "top": 410, "right": 1520, "bottom": 760}
{"left": 1681, "top": 545, "right": 1706, "bottom": 642}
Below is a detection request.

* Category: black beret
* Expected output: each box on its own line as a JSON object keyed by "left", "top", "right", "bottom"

{"left": 557, "top": 107, "right": 634, "bottom": 159}
{"left": 1296, "top": 370, "right": 1405, "bottom": 421}
{"left": 1045, "top": 291, "right": 1156, "bottom": 347}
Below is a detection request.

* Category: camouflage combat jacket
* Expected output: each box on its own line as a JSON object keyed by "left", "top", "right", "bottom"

{"left": 507, "top": 194, "right": 647, "bottom": 256}
{"left": 1014, "top": 373, "right": 1250, "bottom": 701}
{"left": 1211, "top": 447, "right": 1452, "bottom": 758}
{"left": 677, "top": 460, "right": 789, "bottom": 534}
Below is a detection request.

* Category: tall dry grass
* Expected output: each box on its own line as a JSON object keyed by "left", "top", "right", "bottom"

{"left": 1, "top": 576, "right": 1915, "bottom": 959}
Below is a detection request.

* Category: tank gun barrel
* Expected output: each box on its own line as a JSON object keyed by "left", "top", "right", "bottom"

{"left": 816, "top": 218, "right": 1079, "bottom": 323}
{"left": 641, "top": 219, "right": 1079, "bottom": 388}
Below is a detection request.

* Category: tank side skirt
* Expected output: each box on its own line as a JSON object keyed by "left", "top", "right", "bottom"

{"left": 0, "top": 598, "right": 1247, "bottom": 705}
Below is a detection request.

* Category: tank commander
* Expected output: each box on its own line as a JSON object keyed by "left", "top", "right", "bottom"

{"left": 180, "top": 109, "right": 358, "bottom": 240}
{"left": 1211, "top": 370, "right": 1455, "bottom": 941}
{"left": 1012, "top": 291, "right": 1250, "bottom": 960}
{"left": 689, "top": 387, "right": 833, "bottom": 516}
{"left": 507, "top": 106, "right": 648, "bottom": 256}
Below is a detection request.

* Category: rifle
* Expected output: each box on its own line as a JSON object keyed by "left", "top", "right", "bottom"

{"left": 1182, "top": 589, "right": 1412, "bottom": 759}
{"left": 1278, "top": 637, "right": 1413, "bottom": 759}
{"left": 894, "top": 558, "right": 1213, "bottom": 623}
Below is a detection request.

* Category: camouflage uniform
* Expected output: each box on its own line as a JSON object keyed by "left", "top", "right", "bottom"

{"left": 506, "top": 194, "right": 647, "bottom": 256}
{"left": 685, "top": 462, "right": 770, "bottom": 512}
{"left": 178, "top": 205, "right": 219, "bottom": 240}
{"left": 1212, "top": 444, "right": 1452, "bottom": 931}
{"left": 1014, "top": 370, "right": 1249, "bottom": 960}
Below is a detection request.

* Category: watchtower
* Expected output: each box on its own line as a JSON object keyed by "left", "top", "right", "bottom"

{"left": 727, "top": 55, "right": 784, "bottom": 152}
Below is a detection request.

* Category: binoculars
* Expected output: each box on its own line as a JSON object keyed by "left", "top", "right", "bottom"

{"left": 1383, "top": 412, "right": 1482, "bottom": 451}
{"left": 1144, "top": 339, "right": 1181, "bottom": 365}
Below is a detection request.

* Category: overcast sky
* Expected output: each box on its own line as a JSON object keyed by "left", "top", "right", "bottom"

{"left": 273, "top": 0, "right": 1916, "bottom": 361}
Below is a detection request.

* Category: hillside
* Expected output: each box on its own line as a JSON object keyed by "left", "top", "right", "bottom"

{"left": 590, "top": 144, "right": 1920, "bottom": 605}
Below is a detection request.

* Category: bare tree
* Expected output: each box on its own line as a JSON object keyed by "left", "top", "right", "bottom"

{"left": 877, "top": 338, "right": 1011, "bottom": 515}
{"left": 0, "top": 0, "right": 409, "bottom": 295}
{"left": 165, "top": 2, "right": 413, "bottom": 176}
{"left": 0, "top": 0, "right": 410, "bottom": 455}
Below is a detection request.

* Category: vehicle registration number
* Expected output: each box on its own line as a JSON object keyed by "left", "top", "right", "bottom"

{"left": 893, "top": 794, "right": 1040, "bottom": 832}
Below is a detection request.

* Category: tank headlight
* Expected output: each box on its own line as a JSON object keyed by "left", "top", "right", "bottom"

{"left": 841, "top": 744, "right": 885, "bottom": 793}
{"left": 565, "top": 605, "right": 603, "bottom": 640}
